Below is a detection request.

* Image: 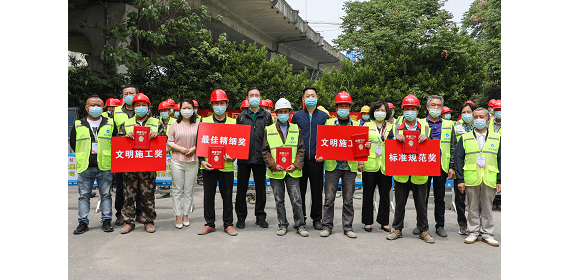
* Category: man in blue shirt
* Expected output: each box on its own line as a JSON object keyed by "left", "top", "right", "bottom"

{"left": 291, "top": 88, "right": 329, "bottom": 230}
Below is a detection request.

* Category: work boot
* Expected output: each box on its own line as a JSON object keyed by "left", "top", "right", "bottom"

{"left": 386, "top": 229, "right": 402, "bottom": 240}
{"left": 419, "top": 231, "right": 435, "bottom": 243}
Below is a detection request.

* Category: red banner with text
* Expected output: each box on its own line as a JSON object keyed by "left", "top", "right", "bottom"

{"left": 196, "top": 122, "right": 251, "bottom": 159}
{"left": 384, "top": 140, "right": 441, "bottom": 176}
{"left": 111, "top": 136, "right": 167, "bottom": 173}
{"left": 316, "top": 125, "right": 369, "bottom": 161}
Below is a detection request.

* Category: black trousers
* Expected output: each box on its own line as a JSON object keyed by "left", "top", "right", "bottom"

{"left": 426, "top": 168, "right": 448, "bottom": 229}
{"left": 114, "top": 173, "right": 142, "bottom": 218}
{"left": 203, "top": 169, "right": 234, "bottom": 228}
{"left": 453, "top": 178, "right": 467, "bottom": 226}
{"left": 361, "top": 171, "right": 392, "bottom": 227}
{"left": 235, "top": 163, "right": 267, "bottom": 221}
{"left": 392, "top": 179, "right": 428, "bottom": 232}
{"left": 299, "top": 159, "right": 324, "bottom": 222}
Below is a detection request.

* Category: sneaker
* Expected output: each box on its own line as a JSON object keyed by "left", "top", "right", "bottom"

{"left": 386, "top": 229, "right": 402, "bottom": 240}
{"left": 102, "top": 220, "right": 114, "bottom": 232}
{"left": 73, "top": 222, "right": 89, "bottom": 235}
{"left": 419, "top": 231, "right": 435, "bottom": 243}
{"left": 277, "top": 227, "right": 287, "bottom": 236}
{"left": 436, "top": 227, "right": 448, "bottom": 237}
{"left": 297, "top": 227, "right": 309, "bottom": 237}
{"left": 352, "top": 193, "right": 361, "bottom": 199}
{"left": 464, "top": 235, "right": 478, "bottom": 244}
{"left": 320, "top": 229, "right": 331, "bottom": 237}
{"left": 236, "top": 219, "right": 245, "bottom": 229}
{"left": 458, "top": 225, "right": 467, "bottom": 235}
{"left": 344, "top": 230, "right": 357, "bottom": 238}
{"left": 412, "top": 227, "right": 420, "bottom": 235}
{"left": 256, "top": 220, "right": 269, "bottom": 228}
{"left": 482, "top": 237, "right": 499, "bottom": 247}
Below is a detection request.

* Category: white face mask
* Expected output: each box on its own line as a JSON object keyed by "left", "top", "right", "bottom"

{"left": 180, "top": 109, "right": 194, "bottom": 118}
{"left": 374, "top": 111, "right": 386, "bottom": 121}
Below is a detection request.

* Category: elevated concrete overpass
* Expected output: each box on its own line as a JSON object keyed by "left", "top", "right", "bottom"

{"left": 68, "top": 0, "right": 348, "bottom": 76}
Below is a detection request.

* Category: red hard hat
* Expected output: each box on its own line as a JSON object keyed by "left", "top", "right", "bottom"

{"left": 120, "top": 98, "right": 124, "bottom": 105}
{"left": 442, "top": 106, "right": 452, "bottom": 114}
{"left": 266, "top": 99, "right": 273, "bottom": 108}
{"left": 210, "top": 89, "right": 229, "bottom": 103}
{"left": 166, "top": 99, "right": 175, "bottom": 106}
{"left": 174, "top": 103, "right": 180, "bottom": 110}
{"left": 401, "top": 94, "right": 420, "bottom": 108}
{"left": 132, "top": 93, "right": 151, "bottom": 106}
{"left": 105, "top": 98, "right": 121, "bottom": 107}
{"left": 260, "top": 99, "right": 269, "bottom": 108}
{"left": 387, "top": 102, "right": 395, "bottom": 109}
{"left": 193, "top": 100, "right": 199, "bottom": 107}
{"left": 334, "top": 91, "right": 353, "bottom": 105}
{"left": 488, "top": 99, "right": 496, "bottom": 107}
{"left": 240, "top": 99, "right": 249, "bottom": 109}
{"left": 466, "top": 100, "right": 476, "bottom": 106}
{"left": 158, "top": 101, "right": 171, "bottom": 110}
{"left": 493, "top": 100, "right": 501, "bottom": 110}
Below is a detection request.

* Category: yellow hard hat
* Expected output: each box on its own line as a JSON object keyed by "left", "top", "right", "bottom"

{"left": 317, "top": 105, "right": 330, "bottom": 116}
{"left": 360, "top": 105, "right": 370, "bottom": 113}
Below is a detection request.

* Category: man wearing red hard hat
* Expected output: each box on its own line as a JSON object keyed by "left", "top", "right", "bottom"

{"left": 488, "top": 100, "right": 501, "bottom": 134}
{"left": 102, "top": 98, "right": 121, "bottom": 119}
{"left": 487, "top": 99, "right": 496, "bottom": 118}
{"left": 385, "top": 94, "right": 435, "bottom": 243}
{"left": 116, "top": 93, "right": 166, "bottom": 234}
{"left": 166, "top": 99, "right": 176, "bottom": 118}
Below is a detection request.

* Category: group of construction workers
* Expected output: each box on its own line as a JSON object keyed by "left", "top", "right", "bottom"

{"left": 71, "top": 84, "right": 501, "bottom": 246}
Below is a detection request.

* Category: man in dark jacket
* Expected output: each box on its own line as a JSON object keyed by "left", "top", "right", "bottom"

{"left": 290, "top": 88, "right": 330, "bottom": 230}
{"left": 235, "top": 87, "right": 274, "bottom": 229}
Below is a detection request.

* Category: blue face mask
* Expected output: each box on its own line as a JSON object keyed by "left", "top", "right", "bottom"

{"left": 461, "top": 113, "right": 473, "bottom": 123}
{"left": 124, "top": 95, "right": 134, "bottom": 105}
{"left": 194, "top": 109, "right": 198, "bottom": 115}
{"left": 362, "top": 115, "right": 370, "bottom": 121}
{"left": 170, "top": 109, "right": 173, "bottom": 114}
{"left": 443, "top": 114, "right": 451, "bottom": 120}
{"left": 473, "top": 119, "right": 487, "bottom": 130}
{"left": 277, "top": 114, "right": 289, "bottom": 123}
{"left": 304, "top": 98, "right": 317, "bottom": 108}
{"left": 403, "top": 110, "right": 417, "bottom": 121}
{"left": 135, "top": 106, "right": 148, "bottom": 117}
{"left": 249, "top": 97, "right": 261, "bottom": 107}
{"left": 337, "top": 109, "right": 350, "bottom": 119}
{"left": 213, "top": 106, "right": 227, "bottom": 115}
{"left": 89, "top": 106, "right": 103, "bottom": 118}
{"left": 494, "top": 111, "right": 501, "bottom": 119}
{"left": 160, "top": 112, "right": 170, "bottom": 119}
{"left": 490, "top": 109, "right": 495, "bottom": 114}
{"left": 429, "top": 109, "right": 442, "bottom": 118}
{"left": 174, "top": 112, "right": 180, "bottom": 118}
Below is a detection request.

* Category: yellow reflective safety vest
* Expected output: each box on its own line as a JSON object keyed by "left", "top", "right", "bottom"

{"left": 124, "top": 116, "right": 160, "bottom": 134}
{"left": 324, "top": 118, "right": 358, "bottom": 173}
{"left": 265, "top": 122, "right": 302, "bottom": 179}
{"left": 488, "top": 118, "right": 502, "bottom": 135}
{"left": 392, "top": 119, "right": 431, "bottom": 185}
{"left": 462, "top": 130, "right": 500, "bottom": 188}
{"left": 362, "top": 121, "right": 393, "bottom": 174}
{"left": 199, "top": 115, "right": 236, "bottom": 172}
{"left": 74, "top": 118, "right": 114, "bottom": 173}
{"left": 113, "top": 105, "right": 130, "bottom": 127}
{"left": 421, "top": 117, "right": 454, "bottom": 172}
{"left": 162, "top": 117, "right": 176, "bottom": 135}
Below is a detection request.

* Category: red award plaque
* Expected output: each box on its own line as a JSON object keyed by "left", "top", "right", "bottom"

{"left": 133, "top": 126, "right": 150, "bottom": 150}
{"left": 402, "top": 130, "right": 420, "bottom": 154}
{"left": 208, "top": 146, "right": 225, "bottom": 169}
{"left": 276, "top": 147, "right": 292, "bottom": 169}
{"left": 351, "top": 133, "right": 369, "bottom": 158}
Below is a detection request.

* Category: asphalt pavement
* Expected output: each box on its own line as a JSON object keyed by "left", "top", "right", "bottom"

{"left": 68, "top": 184, "right": 501, "bottom": 279}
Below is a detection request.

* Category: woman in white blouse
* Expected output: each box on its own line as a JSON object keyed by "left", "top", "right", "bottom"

{"left": 167, "top": 99, "right": 200, "bottom": 228}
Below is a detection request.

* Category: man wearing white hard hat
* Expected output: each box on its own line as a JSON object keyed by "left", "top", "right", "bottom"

{"left": 262, "top": 98, "right": 308, "bottom": 237}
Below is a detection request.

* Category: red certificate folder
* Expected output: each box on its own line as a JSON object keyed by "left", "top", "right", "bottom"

{"left": 276, "top": 147, "right": 292, "bottom": 169}
{"left": 133, "top": 126, "right": 150, "bottom": 150}
{"left": 403, "top": 130, "right": 420, "bottom": 154}
{"left": 208, "top": 146, "right": 225, "bottom": 169}
{"left": 351, "top": 133, "right": 369, "bottom": 158}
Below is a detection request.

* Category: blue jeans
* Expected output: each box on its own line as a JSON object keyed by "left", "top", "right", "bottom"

{"left": 78, "top": 167, "right": 113, "bottom": 224}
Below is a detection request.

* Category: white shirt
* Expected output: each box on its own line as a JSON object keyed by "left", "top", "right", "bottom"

{"left": 474, "top": 129, "right": 487, "bottom": 151}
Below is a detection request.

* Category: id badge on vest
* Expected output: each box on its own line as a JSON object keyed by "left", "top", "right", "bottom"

{"left": 477, "top": 156, "right": 485, "bottom": 167}
{"left": 375, "top": 146, "right": 382, "bottom": 156}
{"left": 91, "top": 143, "right": 98, "bottom": 154}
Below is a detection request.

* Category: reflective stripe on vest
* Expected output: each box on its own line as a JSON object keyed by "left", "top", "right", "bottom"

{"left": 199, "top": 115, "right": 236, "bottom": 172}
{"left": 392, "top": 118, "right": 431, "bottom": 185}
{"left": 323, "top": 118, "right": 358, "bottom": 173}
{"left": 462, "top": 131, "right": 500, "bottom": 188}
{"left": 113, "top": 106, "right": 130, "bottom": 127}
{"left": 74, "top": 118, "right": 114, "bottom": 173}
{"left": 424, "top": 118, "right": 454, "bottom": 172}
{"left": 266, "top": 123, "right": 302, "bottom": 179}
{"left": 362, "top": 121, "right": 393, "bottom": 174}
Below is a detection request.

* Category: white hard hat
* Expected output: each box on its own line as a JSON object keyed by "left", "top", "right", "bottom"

{"left": 275, "top": 98, "right": 292, "bottom": 110}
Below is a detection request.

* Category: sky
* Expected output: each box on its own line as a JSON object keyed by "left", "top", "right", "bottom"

{"left": 286, "top": 0, "right": 473, "bottom": 48}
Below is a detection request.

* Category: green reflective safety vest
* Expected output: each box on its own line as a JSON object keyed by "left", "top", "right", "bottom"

{"left": 421, "top": 118, "right": 454, "bottom": 171}
{"left": 265, "top": 122, "right": 302, "bottom": 179}
{"left": 200, "top": 115, "right": 236, "bottom": 172}
{"left": 362, "top": 121, "right": 393, "bottom": 174}
{"left": 324, "top": 118, "right": 358, "bottom": 173}
{"left": 162, "top": 117, "right": 176, "bottom": 135}
{"left": 113, "top": 105, "right": 130, "bottom": 128}
{"left": 488, "top": 118, "right": 501, "bottom": 135}
{"left": 462, "top": 130, "right": 500, "bottom": 188}
{"left": 74, "top": 118, "right": 114, "bottom": 173}
{"left": 101, "top": 111, "right": 109, "bottom": 118}
{"left": 392, "top": 118, "right": 431, "bottom": 185}
{"left": 124, "top": 116, "right": 160, "bottom": 134}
